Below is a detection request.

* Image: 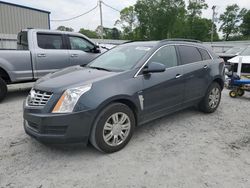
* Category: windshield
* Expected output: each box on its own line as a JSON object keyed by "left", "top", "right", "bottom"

{"left": 240, "top": 47, "right": 250, "bottom": 56}
{"left": 88, "top": 45, "right": 152, "bottom": 71}
{"left": 225, "top": 47, "right": 245, "bottom": 54}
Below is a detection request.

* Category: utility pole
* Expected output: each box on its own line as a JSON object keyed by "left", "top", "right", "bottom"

{"left": 211, "top": 5, "right": 216, "bottom": 43}
{"left": 99, "top": 0, "right": 104, "bottom": 39}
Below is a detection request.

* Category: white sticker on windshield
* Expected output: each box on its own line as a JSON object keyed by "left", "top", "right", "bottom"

{"left": 135, "top": 47, "right": 151, "bottom": 51}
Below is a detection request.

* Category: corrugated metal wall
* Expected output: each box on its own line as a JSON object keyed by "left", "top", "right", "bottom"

{"left": 0, "top": 2, "right": 49, "bottom": 34}
{"left": 0, "top": 2, "right": 50, "bottom": 49}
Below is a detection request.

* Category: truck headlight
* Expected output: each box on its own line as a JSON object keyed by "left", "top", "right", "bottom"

{"left": 52, "top": 84, "right": 92, "bottom": 113}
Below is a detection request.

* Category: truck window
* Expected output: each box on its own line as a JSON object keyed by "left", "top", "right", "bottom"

{"left": 37, "top": 34, "right": 64, "bottom": 49}
{"left": 69, "top": 36, "right": 95, "bottom": 52}
{"left": 17, "top": 31, "right": 28, "bottom": 50}
{"left": 178, "top": 45, "right": 202, "bottom": 65}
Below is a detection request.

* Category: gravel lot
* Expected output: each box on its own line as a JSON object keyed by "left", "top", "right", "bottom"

{"left": 0, "top": 83, "right": 250, "bottom": 188}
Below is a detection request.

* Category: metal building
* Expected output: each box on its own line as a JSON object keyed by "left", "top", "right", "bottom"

{"left": 0, "top": 1, "right": 50, "bottom": 49}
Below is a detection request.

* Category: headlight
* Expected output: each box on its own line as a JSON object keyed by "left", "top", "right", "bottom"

{"left": 52, "top": 84, "right": 92, "bottom": 113}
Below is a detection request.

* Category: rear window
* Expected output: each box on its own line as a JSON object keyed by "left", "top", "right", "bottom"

{"left": 17, "top": 31, "right": 28, "bottom": 50}
{"left": 178, "top": 46, "right": 202, "bottom": 65}
{"left": 198, "top": 48, "right": 211, "bottom": 60}
{"left": 37, "top": 34, "right": 64, "bottom": 49}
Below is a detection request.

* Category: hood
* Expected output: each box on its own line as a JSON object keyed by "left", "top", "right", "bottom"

{"left": 34, "top": 66, "right": 117, "bottom": 92}
{"left": 228, "top": 55, "right": 250, "bottom": 64}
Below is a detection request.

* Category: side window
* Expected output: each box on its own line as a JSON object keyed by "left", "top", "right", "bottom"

{"left": 17, "top": 31, "right": 28, "bottom": 50}
{"left": 198, "top": 48, "right": 211, "bottom": 60}
{"left": 148, "top": 46, "right": 178, "bottom": 68}
{"left": 37, "top": 34, "right": 63, "bottom": 49}
{"left": 178, "top": 46, "right": 202, "bottom": 65}
{"left": 69, "top": 36, "right": 95, "bottom": 52}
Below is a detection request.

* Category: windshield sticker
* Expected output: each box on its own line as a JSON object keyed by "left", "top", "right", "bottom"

{"left": 135, "top": 47, "right": 151, "bottom": 51}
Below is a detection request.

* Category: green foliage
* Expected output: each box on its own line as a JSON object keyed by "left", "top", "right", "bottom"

{"left": 241, "top": 10, "right": 250, "bottom": 37}
{"left": 219, "top": 4, "right": 246, "bottom": 40}
{"left": 56, "top": 26, "right": 74, "bottom": 32}
{"left": 79, "top": 28, "right": 98, "bottom": 38}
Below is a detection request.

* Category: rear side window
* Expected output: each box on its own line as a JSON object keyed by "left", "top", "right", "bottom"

{"left": 148, "top": 46, "right": 178, "bottom": 68}
{"left": 17, "top": 31, "right": 28, "bottom": 50}
{"left": 178, "top": 46, "right": 202, "bottom": 65}
{"left": 37, "top": 34, "right": 64, "bottom": 49}
{"left": 198, "top": 48, "right": 211, "bottom": 60}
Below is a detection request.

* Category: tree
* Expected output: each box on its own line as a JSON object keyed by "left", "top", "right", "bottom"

{"left": 219, "top": 4, "right": 246, "bottom": 40}
{"left": 95, "top": 26, "right": 121, "bottom": 39}
{"left": 115, "top": 6, "right": 137, "bottom": 39}
{"left": 187, "top": 0, "right": 208, "bottom": 38}
{"left": 57, "top": 26, "right": 74, "bottom": 32}
{"left": 241, "top": 10, "right": 250, "bottom": 37}
{"left": 79, "top": 28, "right": 98, "bottom": 38}
{"left": 134, "top": 0, "right": 186, "bottom": 40}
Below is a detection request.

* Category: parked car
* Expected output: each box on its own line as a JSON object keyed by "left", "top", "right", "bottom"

{"left": 218, "top": 46, "right": 246, "bottom": 64}
{"left": 0, "top": 29, "right": 104, "bottom": 101}
{"left": 23, "top": 40, "right": 225, "bottom": 153}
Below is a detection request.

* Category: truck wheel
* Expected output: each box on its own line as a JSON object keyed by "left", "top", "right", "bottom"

{"left": 90, "top": 103, "right": 135, "bottom": 153}
{"left": 237, "top": 89, "right": 244, "bottom": 97}
{"left": 0, "top": 77, "right": 7, "bottom": 102}
{"left": 229, "top": 90, "right": 237, "bottom": 98}
{"left": 199, "top": 82, "right": 221, "bottom": 113}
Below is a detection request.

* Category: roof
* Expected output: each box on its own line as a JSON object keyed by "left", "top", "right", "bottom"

{"left": 0, "top": 1, "right": 50, "bottom": 14}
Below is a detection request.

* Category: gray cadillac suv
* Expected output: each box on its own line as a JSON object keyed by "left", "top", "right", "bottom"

{"left": 23, "top": 40, "right": 225, "bottom": 153}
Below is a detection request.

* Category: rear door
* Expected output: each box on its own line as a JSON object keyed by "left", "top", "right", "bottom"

{"left": 177, "top": 45, "right": 212, "bottom": 103}
{"left": 34, "top": 33, "right": 70, "bottom": 78}
{"left": 141, "top": 45, "right": 185, "bottom": 121}
{"left": 67, "top": 35, "right": 100, "bottom": 66}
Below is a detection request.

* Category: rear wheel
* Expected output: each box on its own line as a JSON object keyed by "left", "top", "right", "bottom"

{"left": 229, "top": 90, "right": 237, "bottom": 98}
{"left": 237, "top": 89, "right": 245, "bottom": 97}
{"left": 0, "top": 77, "right": 7, "bottom": 102}
{"left": 199, "top": 82, "right": 221, "bottom": 113}
{"left": 90, "top": 103, "right": 135, "bottom": 153}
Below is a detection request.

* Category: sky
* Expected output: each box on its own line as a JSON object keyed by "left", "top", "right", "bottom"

{"left": 2, "top": 0, "right": 250, "bottom": 33}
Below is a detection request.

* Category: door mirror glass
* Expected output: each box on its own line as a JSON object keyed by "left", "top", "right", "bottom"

{"left": 143, "top": 62, "right": 166, "bottom": 74}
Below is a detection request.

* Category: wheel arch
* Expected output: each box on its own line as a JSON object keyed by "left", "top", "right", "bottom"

{"left": 0, "top": 67, "right": 11, "bottom": 83}
{"left": 212, "top": 77, "right": 224, "bottom": 90}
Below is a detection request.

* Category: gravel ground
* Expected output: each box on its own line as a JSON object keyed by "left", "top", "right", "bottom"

{"left": 0, "top": 83, "right": 250, "bottom": 188}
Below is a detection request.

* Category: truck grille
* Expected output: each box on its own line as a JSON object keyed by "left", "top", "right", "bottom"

{"left": 27, "top": 89, "right": 52, "bottom": 107}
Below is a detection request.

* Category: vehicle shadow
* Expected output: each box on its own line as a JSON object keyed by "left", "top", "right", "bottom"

{"left": 3, "top": 87, "right": 31, "bottom": 103}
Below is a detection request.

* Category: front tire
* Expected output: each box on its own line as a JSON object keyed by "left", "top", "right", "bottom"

{"left": 0, "top": 77, "right": 7, "bottom": 102}
{"left": 199, "top": 82, "right": 221, "bottom": 113}
{"left": 90, "top": 103, "right": 135, "bottom": 153}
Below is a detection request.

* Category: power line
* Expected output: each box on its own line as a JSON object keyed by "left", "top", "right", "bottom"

{"left": 102, "top": 1, "right": 120, "bottom": 13}
{"left": 51, "top": 4, "right": 98, "bottom": 22}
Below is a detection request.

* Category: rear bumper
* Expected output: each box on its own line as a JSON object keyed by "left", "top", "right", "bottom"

{"left": 23, "top": 109, "right": 94, "bottom": 144}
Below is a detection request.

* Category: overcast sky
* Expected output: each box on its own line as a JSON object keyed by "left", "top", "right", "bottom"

{"left": 2, "top": 0, "right": 250, "bottom": 33}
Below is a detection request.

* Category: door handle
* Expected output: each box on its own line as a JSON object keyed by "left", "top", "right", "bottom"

{"left": 37, "top": 54, "right": 46, "bottom": 57}
{"left": 203, "top": 65, "right": 208, "bottom": 69}
{"left": 71, "top": 54, "right": 78, "bottom": 58}
{"left": 175, "top": 74, "right": 182, "bottom": 79}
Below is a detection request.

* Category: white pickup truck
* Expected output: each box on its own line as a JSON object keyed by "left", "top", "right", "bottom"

{"left": 0, "top": 29, "right": 104, "bottom": 101}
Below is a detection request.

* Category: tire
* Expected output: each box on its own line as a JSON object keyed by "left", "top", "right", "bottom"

{"left": 0, "top": 77, "right": 7, "bottom": 102}
{"left": 90, "top": 103, "right": 135, "bottom": 153}
{"left": 229, "top": 90, "right": 237, "bottom": 98}
{"left": 199, "top": 82, "right": 222, "bottom": 113}
{"left": 237, "top": 89, "right": 245, "bottom": 97}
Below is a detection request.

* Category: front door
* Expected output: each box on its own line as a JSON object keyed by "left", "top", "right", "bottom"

{"left": 140, "top": 45, "right": 184, "bottom": 121}
{"left": 68, "top": 35, "right": 100, "bottom": 66}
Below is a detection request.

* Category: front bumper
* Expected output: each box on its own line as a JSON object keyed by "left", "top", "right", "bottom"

{"left": 23, "top": 108, "right": 94, "bottom": 144}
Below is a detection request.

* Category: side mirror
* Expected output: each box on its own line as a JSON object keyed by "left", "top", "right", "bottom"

{"left": 93, "top": 45, "right": 101, "bottom": 53}
{"left": 143, "top": 62, "right": 166, "bottom": 74}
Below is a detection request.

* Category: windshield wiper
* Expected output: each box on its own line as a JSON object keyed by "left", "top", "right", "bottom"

{"left": 88, "top": 66, "right": 111, "bottom": 72}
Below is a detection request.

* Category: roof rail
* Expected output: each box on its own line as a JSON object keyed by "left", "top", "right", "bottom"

{"left": 160, "top": 38, "right": 202, "bottom": 43}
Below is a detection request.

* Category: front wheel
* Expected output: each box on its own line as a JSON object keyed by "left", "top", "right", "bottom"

{"left": 90, "top": 103, "right": 135, "bottom": 153}
{"left": 199, "top": 82, "right": 222, "bottom": 113}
